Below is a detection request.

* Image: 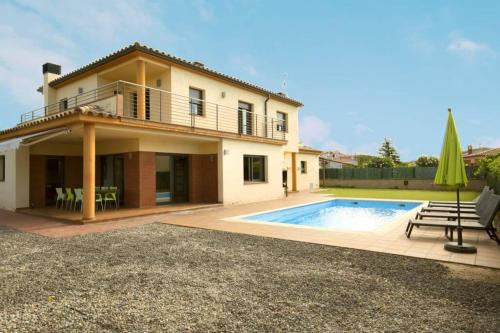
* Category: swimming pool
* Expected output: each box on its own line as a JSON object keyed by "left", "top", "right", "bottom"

{"left": 242, "top": 199, "right": 422, "bottom": 231}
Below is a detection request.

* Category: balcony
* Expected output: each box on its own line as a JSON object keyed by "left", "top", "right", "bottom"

{"left": 20, "top": 81, "right": 287, "bottom": 141}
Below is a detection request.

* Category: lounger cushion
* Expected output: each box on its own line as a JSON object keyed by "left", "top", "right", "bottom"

{"left": 409, "top": 218, "right": 485, "bottom": 230}
{"left": 421, "top": 206, "right": 476, "bottom": 214}
{"left": 417, "top": 211, "right": 480, "bottom": 220}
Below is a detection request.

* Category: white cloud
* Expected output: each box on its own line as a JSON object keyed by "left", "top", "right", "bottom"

{"left": 13, "top": 0, "right": 176, "bottom": 44}
{"left": 300, "top": 115, "right": 380, "bottom": 154}
{"left": 299, "top": 115, "right": 330, "bottom": 146}
{"left": 354, "top": 123, "right": 373, "bottom": 136}
{"left": 448, "top": 37, "right": 495, "bottom": 57}
{"left": 0, "top": 25, "right": 74, "bottom": 107}
{"left": 0, "top": 0, "right": 181, "bottom": 113}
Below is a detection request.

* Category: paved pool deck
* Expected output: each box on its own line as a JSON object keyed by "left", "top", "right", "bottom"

{"left": 1, "top": 192, "right": 499, "bottom": 268}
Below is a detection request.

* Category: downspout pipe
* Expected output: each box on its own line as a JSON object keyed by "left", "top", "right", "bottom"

{"left": 264, "top": 94, "right": 270, "bottom": 137}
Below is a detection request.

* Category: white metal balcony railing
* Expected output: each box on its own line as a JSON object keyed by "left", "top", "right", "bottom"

{"left": 20, "top": 81, "right": 288, "bottom": 141}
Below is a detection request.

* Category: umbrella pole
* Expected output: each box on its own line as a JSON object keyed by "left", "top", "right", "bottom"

{"left": 456, "top": 188, "right": 462, "bottom": 246}
{"left": 444, "top": 187, "right": 477, "bottom": 254}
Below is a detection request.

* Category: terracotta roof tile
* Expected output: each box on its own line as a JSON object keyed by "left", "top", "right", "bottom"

{"left": 0, "top": 109, "right": 116, "bottom": 136}
{"left": 49, "top": 42, "right": 303, "bottom": 107}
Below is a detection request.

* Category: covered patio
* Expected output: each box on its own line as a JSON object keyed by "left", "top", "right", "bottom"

{"left": 14, "top": 121, "right": 220, "bottom": 222}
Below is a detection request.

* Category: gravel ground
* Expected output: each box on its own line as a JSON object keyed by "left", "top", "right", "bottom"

{"left": 0, "top": 223, "right": 499, "bottom": 332}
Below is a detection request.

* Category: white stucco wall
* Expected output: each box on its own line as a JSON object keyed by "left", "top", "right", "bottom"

{"left": 169, "top": 65, "right": 301, "bottom": 147}
{"left": 296, "top": 153, "right": 320, "bottom": 191}
{"left": 219, "top": 138, "right": 284, "bottom": 204}
{"left": 55, "top": 74, "right": 99, "bottom": 104}
{"left": 0, "top": 149, "right": 16, "bottom": 210}
{"left": 0, "top": 147, "right": 29, "bottom": 210}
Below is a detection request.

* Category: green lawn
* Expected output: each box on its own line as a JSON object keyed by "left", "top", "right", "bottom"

{"left": 319, "top": 187, "right": 480, "bottom": 201}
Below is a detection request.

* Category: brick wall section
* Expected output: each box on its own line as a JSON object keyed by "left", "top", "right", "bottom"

{"left": 29, "top": 155, "right": 46, "bottom": 208}
{"left": 324, "top": 178, "right": 487, "bottom": 191}
{"left": 123, "top": 151, "right": 156, "bottom": 208}
{"left": 189, "top": 154, "right": 218, "bottom": 203}
{"left": 64, "top": 156, "right": 83, "bottom": 188}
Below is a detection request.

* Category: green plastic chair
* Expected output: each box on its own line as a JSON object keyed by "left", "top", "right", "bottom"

{"left": 104, "top": 187, "right": 118, "bottom": 209}
{"left": 95, "top": 193, "right": 104, "bottom": 211}
{"left": 55, "top": 188, "right": 66, "bottom": 209}
{"left": 74, "top": 188, "right": 83, "bottom": 211}
{"left": 65, "top": 188, "right": 75, "bottom": 210}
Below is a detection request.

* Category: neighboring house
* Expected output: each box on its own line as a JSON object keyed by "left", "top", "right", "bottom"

{"left": 462, "top": 145, "right": 500, "bottom": 166}
{"left": 0, "top": 43, "right": 320, "bottom": 220}
{"left": 320, "top": 151, "right": 358, "bottom": 169}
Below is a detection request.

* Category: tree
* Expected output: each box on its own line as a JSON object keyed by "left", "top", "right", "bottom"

{"left": 378, "top": 138, "right": 400, "bottom": 164}
{"left": 415, "top": 155, "right": 439, "bottom": 167}
{"left": 475, "top": 153, "right": 500, "bottom": 177}
{"left": 365, "top": 156, "right": 395, "bottom": 168}
{"left": 355, "top": 154, "right": 378, "bottom": 168}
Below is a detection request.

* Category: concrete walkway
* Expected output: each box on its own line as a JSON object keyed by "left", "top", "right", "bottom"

{"left": 1, "top": 192, "right": 499, "bottom": 268}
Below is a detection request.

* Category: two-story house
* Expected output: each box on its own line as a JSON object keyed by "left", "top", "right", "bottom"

{"left": 0, "top": 43, "right": 320, "bottom": 221}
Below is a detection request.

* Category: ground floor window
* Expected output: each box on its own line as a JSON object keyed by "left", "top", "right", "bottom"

{"left": 300, "top": 161, "right": 307, "bottom": 174}
{"left": 244, "top": 155, "right": 266, "bottom": 182}
{"left": 0, "top": 155, "right": 4, "bottom": 181}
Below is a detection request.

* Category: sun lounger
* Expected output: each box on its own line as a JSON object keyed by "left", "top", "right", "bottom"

{"left": 416, "top": 211, "right": 480, "bottom": 221}
{"left": 405, "top": 193, "right": 500, "bottom": 244}
{"left": 428, "top": 186, "right": 491, "bottom": 207}
{"left": 422, "top": 190, "right": 493, "bottom": 214}
{"left": 421, "top": 206, "right": 477, "bottom": 214}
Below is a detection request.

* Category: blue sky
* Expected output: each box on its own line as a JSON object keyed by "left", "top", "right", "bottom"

{"left": 0, "top": 0, "right": 498, "bottom": 160}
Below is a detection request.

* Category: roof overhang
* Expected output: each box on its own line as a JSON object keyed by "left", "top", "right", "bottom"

{"left": 0, "top": 127, "right": 71, "bottom": 153}
{"left": 47, "top": 42, "right": 303, "bottom": 107}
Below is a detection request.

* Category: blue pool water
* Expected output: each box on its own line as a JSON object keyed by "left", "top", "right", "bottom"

{"left": 243, "top": 199, "right": 421, "bottom": 231}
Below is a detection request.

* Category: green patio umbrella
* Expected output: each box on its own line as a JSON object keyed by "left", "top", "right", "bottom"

{"left": 434, "top": 108, "right": 476, "bottom": 253}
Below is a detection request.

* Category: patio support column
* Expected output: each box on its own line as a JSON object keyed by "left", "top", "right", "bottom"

{"left": 291, "top": 152, "right": 297, "bottom": 192}
{"left": 136, "top": 59, "right": 146, "bottom": 120}
{"left": 83, "top": 122, "right": 96, "bottom": 221}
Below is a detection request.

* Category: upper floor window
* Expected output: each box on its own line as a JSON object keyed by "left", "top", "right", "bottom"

{"left": 300, "top": 161, "right": 307, "bottom": 174}
{"left": 276, "top": 111, "right": 288, "bottom": 132}
{"left": 0, "top": 155, "right": 5, "bottom": 181}
{"left": 189, "top": 87, "right": 204, "bottom": 116}
{"left": 244, "top": 155, "right": 266, "bottom": 182}
{"left": 238, "top": 101, "right": 253, "bottom": 135}
{"left": 59, "top": 98, "right": 68, "bottom": 112}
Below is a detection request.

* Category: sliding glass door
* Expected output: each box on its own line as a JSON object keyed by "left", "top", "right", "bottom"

{"left": 156, "top": 154, "right": 172, "bottom": 205}
{"left": 155, "top": 154, "right": 189, "bottom": 205}
{"left": 100, "top": 155, "right": 124, "bottom": 204}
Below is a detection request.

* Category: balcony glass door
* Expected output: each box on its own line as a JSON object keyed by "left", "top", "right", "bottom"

{"left": 238, "top": 101, "right": 253, "bottom": 135}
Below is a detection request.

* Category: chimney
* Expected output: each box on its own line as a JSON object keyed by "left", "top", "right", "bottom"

{"left": 42, "top": 63, "right": 61, "bottom": 107}
{"left": 192, "top": 61, "right": 204, "bottom": 68}
{"left": 467, "top": 144, "right": 473, "bottom": 155}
